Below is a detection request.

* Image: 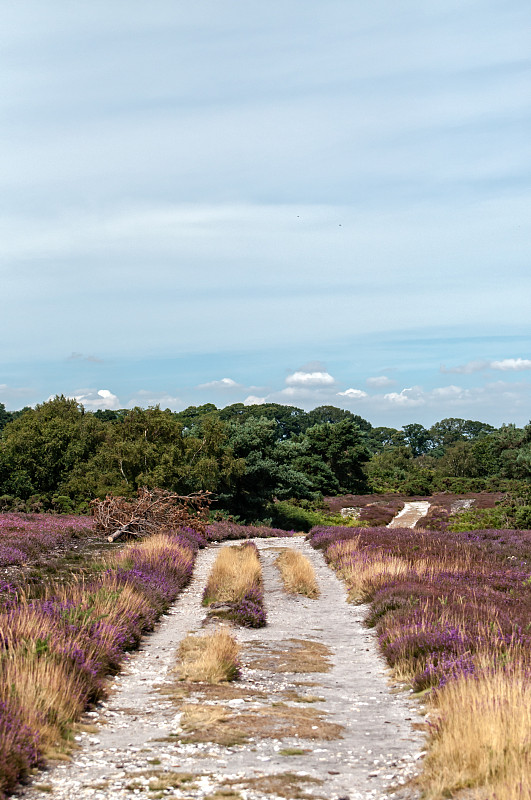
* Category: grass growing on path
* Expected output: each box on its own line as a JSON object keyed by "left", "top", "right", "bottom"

{"left": 202, "top": 542, "right": 266, "bottom": 627}
{"left": 177, "top": 628, "right": 240, "bottom": 683}
{"left": 275, "top": 549, "right": 319, "bottom": 598}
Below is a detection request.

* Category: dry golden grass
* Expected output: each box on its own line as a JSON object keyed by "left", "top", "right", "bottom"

{"left": 275, "top": 549, "right": 320, "bottom": 598}
{"left": 110, "top": 533, "right": 194, "bottom": 572}
{"left": 177, "top": 628, "right": 240, "bottom": 683}
{"left": 329, "top": 537, "right": 485, "bottom": 603}
{"left": 203, "top": 543, "right": 262, "bottom": 604}
{"left": 0, "top": 532, "right": 194, "bottom": 766}
{"left": 0, "top": 648, "right": 86, "bottom": 751}
{"left": 421, "top": 662, "right": 531, "bottom": 800}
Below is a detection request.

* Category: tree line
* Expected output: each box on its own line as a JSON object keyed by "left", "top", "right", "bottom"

{"left": 0, "top": 397, "right": 530, "bottom": 522}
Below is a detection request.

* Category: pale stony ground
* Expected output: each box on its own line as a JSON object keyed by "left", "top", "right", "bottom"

{"left": 19, "top": 536, "right": 426, "bottom": 800}
{"left": 387, "top": 502, "right": 430, "bottom": 529}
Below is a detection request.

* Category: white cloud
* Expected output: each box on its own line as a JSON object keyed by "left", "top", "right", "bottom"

{"left": 197, "top": 377, "right": 241, "bottom": 390}
{"left": 244, "top": 395, "right": 266, "bottom": 406}
{"left": 337, "top": 388, "right": 368, "bottom": 399}
{"left": 383, "top": 387, "right": 426, "bottom": 407}
{"left": 491, "top": 358, "right": 531, "bottom": 371}
{"left": 285, "top": 371, "right": 335, "bottom": 387}
{"left": 366, "top": 376, "right": 395, "bottom": 388}
{"left": 73, "top": 388, "right": 121, "bottom": 410}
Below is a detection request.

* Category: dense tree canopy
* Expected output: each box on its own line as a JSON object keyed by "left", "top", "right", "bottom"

{"left": 0, "top": 397, "right": 529, "bottom": 519}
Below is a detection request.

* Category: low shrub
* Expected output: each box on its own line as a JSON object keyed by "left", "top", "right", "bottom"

{"left": 206, "top": 520, "right": 294, "bottom": 541}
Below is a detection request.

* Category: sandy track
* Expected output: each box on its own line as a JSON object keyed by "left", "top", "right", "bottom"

{"left": 23, "top": 539, "right": 425, "bottom": 800}
{"left": 386, "top": 502, "right": 430, "bottom": 529}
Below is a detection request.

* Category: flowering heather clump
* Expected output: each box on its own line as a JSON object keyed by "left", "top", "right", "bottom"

{"left": 206, "top": 521, "right": 293, "bottom": 541}
{"left": 0, "top": 512, "right": 94, "bottom": 569}
{"left": 0, "top": 520, "right": 202, "bottom": 799}
{"left": 0, "top": 698, "right": 41, "bottom": 798}
{"left": 308, "top": 522, "right": 531, "bottom": 799}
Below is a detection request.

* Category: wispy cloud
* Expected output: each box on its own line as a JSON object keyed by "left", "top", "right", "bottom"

{"left": 197, "top": 377, "right": 242, "bottom": 390}
{"left": 244, "top": 395, "right": 266, "bottom": 406}
{"left": 67, "top": 352, "right": 104, "bottom": 364}
{"left": 441, "top": 357, "right": 531, "bottom": 374}
{"left": 366, "top": 375, "right": 395, "bottom": 388}
{"left": 491, "top": 358, "right": 531, "bottom": 371}
{"left": 127, "top": 390, "right": 183, "bottom": 410}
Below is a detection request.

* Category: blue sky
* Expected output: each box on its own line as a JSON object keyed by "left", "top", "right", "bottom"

{"left": 2, "top": 1, "right": 531, "bottom": 427}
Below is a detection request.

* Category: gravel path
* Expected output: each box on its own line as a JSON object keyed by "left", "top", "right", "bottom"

{"left": 386, "top": 502, "right": 430, "bottom": 529}
{"left": 21, "top": 539, "right": 425, "bottom": 800}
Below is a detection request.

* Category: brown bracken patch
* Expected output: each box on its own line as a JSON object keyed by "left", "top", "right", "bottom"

{"left": 175, "top": 701, "right": 342, "bottom": 745}
{"left": 245, "top": 638, "right": 332, "bottom": 673}
{"left": 126, "top": 770, "right": 196, "bottom": 791}
{"left": 223, "top": 772, "right": 324, "bottom": 799}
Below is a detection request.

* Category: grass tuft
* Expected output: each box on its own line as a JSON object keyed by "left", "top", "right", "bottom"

{"left": 275, "top": 549, "right": 319, "bottom": 598}
{"left": 203, "top": 543, "right": 266, "bottom": 627}
{"left": 177, "top": 628, "right": 240, "bottom": 683}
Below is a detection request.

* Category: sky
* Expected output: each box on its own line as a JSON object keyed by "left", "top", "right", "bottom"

{"left": 2, "top": 0, "right": 531, "bottom": 428}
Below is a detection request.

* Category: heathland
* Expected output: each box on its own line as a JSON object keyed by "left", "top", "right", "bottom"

{"left": 1, "top": 500, "right": 531, "bottom": 799}
{"left": 1, "top": 397, "right": 531, "bottom": 797}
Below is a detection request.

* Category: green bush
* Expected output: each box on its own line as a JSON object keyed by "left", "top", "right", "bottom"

{"left": 270, "top": 500, "right": 366, "bottom": 532}
{"left": 514, "top": 505, "right": 531, "bottom": 529}
{"left": 270, "top": 501, "right": 322, "bottom": 532}
{"left": 51, "top": 495, "right": 75, "bottom": 514}
{"left": 448, "top": 506, "right": 508, "bottom": 532}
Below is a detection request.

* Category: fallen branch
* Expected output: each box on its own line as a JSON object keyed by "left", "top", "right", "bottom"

{"left": 91, "top": 487, "right": 211, "bottom": 542}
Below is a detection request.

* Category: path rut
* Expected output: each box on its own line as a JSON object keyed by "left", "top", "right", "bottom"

{"left": 22, "top": 539, "right": 425, "bottom": 800}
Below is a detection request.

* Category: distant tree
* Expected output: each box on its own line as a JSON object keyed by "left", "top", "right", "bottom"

{"left": 296, "top": 419, "right": 369, "bottom": 493}
{"left": 365, "top": 446, "right": 413, "bottom": 491}
{"left": 402, "top": 423, "right": 432, "bottom": 457}
{"left": 0, "top": 403, "right": 12, "bottom": 431}
{"left": 219, "top": 403, "right": 309, "bottom": 439}
{"left": 174, "top": 404, "right": 218, "bottom": 432}
{"left": 0, "top": 396, "right": 105, "bottom": 498}
{"left": 305, "top": 405, "right": 372, "bottom": 433}
{"left": 429, "top": 417, "right": 495, "bottom": 455}
{"left": 368, "top": 426, "right": 406, "bottom": 452}
{"left": 219, "top": 416, "right": 313, "bottom": 518}
{"left": 436, "top": 441, "right": 479, "bottom": 478}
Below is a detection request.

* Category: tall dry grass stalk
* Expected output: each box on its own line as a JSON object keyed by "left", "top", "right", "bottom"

{"left": 177, "top": 628, "right": 240, "bottom": 683}
{"left": 328, "top": 537, "right": 485, "bottom": 602}
{"left": 203, "top": 543, "right": 261, "bottom": 604}
{"left": 421, "top": 660, "right": 531, "bottom": 800}
{"left": 0, "top": 649, "right": 86, "bottom": 750}
{"left": 275, "top": 549, "right": 319, "bottom": 598}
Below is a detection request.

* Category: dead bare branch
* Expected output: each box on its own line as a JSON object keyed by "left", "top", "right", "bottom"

{"left": 90, "top": 487, "right": 211, "bottom": 542}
